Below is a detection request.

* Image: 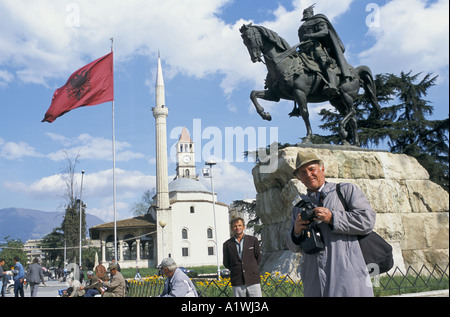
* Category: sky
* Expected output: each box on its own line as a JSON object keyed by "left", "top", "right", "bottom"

{"left": 0, "top": 0, "right": 448, "bottom": 224}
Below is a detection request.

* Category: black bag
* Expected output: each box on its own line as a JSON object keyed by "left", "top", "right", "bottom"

{"left": 302, "top": 225, "right": 325, "bottom": 255}
{"left": 336, "top": 183, "right": 394, "bottom": 274}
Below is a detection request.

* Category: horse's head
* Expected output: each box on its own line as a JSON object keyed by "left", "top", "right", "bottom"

{"left": 240, "top": 24, "right": 263, "bottom": 63}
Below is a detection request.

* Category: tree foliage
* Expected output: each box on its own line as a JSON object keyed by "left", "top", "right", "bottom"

{"left": 317, "top": 71, "right": 449, "bottom": 191}
{"left": 40, "top": 228, "right": 65, "bottom": 267}
{"left": 230, "top": 199, "right": 262, "bottom": 237}
{"left": 0, "top": 239, "right": 27, "bottom": 269}
{"left": 130, "top": 188, "right": 156, "bottom": 216}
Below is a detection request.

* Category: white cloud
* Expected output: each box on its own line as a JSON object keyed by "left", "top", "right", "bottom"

{"left": 0, "top": 0, "right": 358, "bottom": 95}
{"left": 0, "top": 0, "right": 237, "bottom": 85}
{"left": 0, "top": 133, "right": 145, "bottom": 162}
{"left": 77, "top": 169, "right": 156, "bottom": 221}
{"left": 359, "top": 0, "right": 449, "bottom": 77}
{"left": 199, "top": 161, "right": 256, "bottom": 203}
{"left": 3, "top": 174, "right": 63, "bottom": 200}
{"left": 4, "top": 168, "right": 154, "bottom": 198}
{"left": 3, "top": 168, "right": 156, "bottom": 220}
{"left": 261, "top": 0, "right": 354, "bottom": 44}
{"left": 46, "top": 133, "right": 146, "bottom": 162}
{"left": 81, "top": 168, "right": 155, "bottom": 198}
{"left": 1, "top": 0, "right": 447, "bottom": 96}
{"left": 0, "top": 140, "right": 44, "bottom": 160}
{"left": 0, "top": 70, "right": 13, "bottom": 86}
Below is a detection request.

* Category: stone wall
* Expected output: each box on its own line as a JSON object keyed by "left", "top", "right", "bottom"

{"left": 252, "top": 145, "right": 449, "bottom": 275}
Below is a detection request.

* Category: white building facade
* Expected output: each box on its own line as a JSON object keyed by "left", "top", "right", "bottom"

{"left": 166, "top": 177, "right": 229, "bottom": 267}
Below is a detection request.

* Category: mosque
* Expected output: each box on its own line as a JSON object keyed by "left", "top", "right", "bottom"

{"left": 89, "top": 57, "right": 230, "bottom": 269}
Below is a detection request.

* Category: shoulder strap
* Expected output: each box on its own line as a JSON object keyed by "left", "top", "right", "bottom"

{"left": 336, "top": 183, "right": 348, "bottom": 211}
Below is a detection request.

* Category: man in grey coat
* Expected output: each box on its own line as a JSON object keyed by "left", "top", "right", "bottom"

{"left": 26, "top": 257, "right": 45, "bottom": 297}
{"left": 158, "top": 258, "right": 198, "bottom": 297}
{"left": 101, "top": 263, "right": 126, "bottom": 297}
{"left": 286, "top": 151, "right": 375, "bottom": 297}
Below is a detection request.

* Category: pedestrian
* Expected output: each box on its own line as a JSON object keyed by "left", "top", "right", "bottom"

{"left": 158, "top": 258, "right": 198, "bottom": 297}
{"left": 223, "top": 217, "right": 262, "bottom": 297}
{"left": 286, "top": 151, "right": 376, "bottom": 297}
{"left": 101, "top": 263, "right": 126, "bottom": 297}
{"left": 12, "top": 256, "right": 25, "bottom": 297}
{"left": 79, "top": 265, "right": 85, "bottom": 284}
{"left": 26, "top": 257, "right": 45, "bottom": 297}
{"left": 0, "top": 258, "right": 6, "bottom": 297}
{"left": 61, "top": 277, "right": 82, "bottom": 297}
{"left": 95, "top": 261, "right": 107, "bottom": 281}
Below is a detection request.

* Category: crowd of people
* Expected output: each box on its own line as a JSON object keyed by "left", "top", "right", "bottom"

{"left": 57, "top": 259, "right": 123, "bottom": 297}
{"left": 0, "top": 255, "right": 128, "bottom": 297}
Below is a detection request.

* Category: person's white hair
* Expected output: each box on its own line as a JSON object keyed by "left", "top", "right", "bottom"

{"left": 160, "top": 258, "right": 177, "bottom": 272}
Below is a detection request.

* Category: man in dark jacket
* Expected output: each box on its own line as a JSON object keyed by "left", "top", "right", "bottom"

{"left": 223, "top": 217, "right": 262, "bottom": 297}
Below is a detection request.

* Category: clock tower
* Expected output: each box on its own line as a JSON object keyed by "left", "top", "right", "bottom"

{"left": 176, "top": 127, "right": 197, "bottom": 179}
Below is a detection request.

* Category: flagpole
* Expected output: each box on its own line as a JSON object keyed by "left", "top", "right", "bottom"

{"left": 111, "top": 37, "right": 118, "bottom": 263}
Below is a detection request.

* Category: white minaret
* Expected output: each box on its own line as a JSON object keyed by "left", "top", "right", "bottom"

{"left": 152, "top": 55, "right": 171, "bottom": 262}
{"left": 153, "top": 56, "right": 170, "bottom": 210}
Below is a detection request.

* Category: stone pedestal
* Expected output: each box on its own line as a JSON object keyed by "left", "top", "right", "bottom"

{"left": 253, "top": 145, "right": 449, "bottom": 276}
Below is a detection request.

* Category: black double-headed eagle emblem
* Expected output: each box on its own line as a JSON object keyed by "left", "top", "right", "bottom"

{"left": 66, "top": 68, "right": 92, "bottom": 100}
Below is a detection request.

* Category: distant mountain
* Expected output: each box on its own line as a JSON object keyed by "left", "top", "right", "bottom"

{"left": 0, "top": 207, "right": 105, "bottom": 242}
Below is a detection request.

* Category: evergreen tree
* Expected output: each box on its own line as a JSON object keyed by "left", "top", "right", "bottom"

{"left": 41, "top": 228, "right": 65, "bottom": 267}
{"left": 61, "top": 199, "right": 87, "bottom": 263}
{"left": 317, "top": 71, "right": 449, "bottom": 191}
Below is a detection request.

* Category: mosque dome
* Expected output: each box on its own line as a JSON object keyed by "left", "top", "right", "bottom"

{"left": 168, "top": 177, "right": 211, "bottom": 194}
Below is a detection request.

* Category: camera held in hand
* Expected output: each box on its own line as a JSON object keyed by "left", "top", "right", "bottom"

{"left": 293, "top": 196, "right": 325, "bottom": 255}
{"left": 297, "top": 199, "right": 316, "bottom": 222}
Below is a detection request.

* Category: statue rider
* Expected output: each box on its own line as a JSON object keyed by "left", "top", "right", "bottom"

{"left": 298, "top": 4, "right": 352, "bottom": 96}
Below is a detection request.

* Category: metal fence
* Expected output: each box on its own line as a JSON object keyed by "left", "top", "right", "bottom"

{"left": 126, "top": 263, "right": 449, "bottom": 297}
{"left": 373, "top": 264, "right": 449, "bottom": 296}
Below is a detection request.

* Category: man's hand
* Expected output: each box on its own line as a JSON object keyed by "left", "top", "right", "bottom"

{"left": 293, "top": 213, "right": 310, "bottom": 235}
{"left": 313, "top": 207, "right": 333, "bottom": 224}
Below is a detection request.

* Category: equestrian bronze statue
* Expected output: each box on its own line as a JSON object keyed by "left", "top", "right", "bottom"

{"left": 240, "top": 7, "right": 381, "bottom": 146}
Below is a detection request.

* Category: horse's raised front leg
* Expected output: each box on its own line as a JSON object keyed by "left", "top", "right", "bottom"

{"left": 250, "top": 90, "right": 279, "bottom": 121}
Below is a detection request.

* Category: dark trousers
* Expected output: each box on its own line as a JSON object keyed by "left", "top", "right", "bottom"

{"left": 85, "top": 289, "right": 100, "bottom": 297}
{"left": 14, "top": 281, "right": 24, "bottom": 297}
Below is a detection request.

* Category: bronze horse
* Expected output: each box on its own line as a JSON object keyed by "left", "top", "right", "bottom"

{"left": 240, "top": 24, "right": 381, "bottom": 146}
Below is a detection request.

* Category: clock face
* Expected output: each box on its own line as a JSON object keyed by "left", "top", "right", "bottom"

{"left": 183, "top": 155, "right": 191, "bottom": 163}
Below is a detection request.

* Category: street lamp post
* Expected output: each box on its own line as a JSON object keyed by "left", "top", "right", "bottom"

{"left": 79, "top": 170, "right": 85, "bottom": 268}
{"left": 205, "top": 161, "right": 221, "bottom": 279}
{"left": 159, "top": 220, "right": 167, "bottom": 261}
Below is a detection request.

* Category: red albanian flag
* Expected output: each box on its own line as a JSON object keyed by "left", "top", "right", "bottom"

{"left": 42, "top": 52, "right": 114, "bottom": 123}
